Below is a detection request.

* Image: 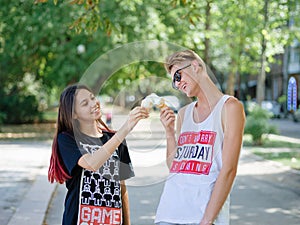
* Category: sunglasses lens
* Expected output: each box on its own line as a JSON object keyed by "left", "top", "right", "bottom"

{"left": 172, "top": 71, "right": 181, "bottom": 89}
{"left": 175, "top": 72, "right": 181, "bottom": 82}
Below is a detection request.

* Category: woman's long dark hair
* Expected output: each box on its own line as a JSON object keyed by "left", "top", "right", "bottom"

{"left": 48, "top": 83, "right": 112, "bottom": 183}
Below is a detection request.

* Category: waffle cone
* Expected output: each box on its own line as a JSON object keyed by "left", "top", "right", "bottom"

{"left": 157, "top": 102, "right": 167, "bottom": 109}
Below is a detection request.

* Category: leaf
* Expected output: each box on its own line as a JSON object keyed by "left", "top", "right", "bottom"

{"left": 34, "top": 0, "right": 48, "bottom": 4}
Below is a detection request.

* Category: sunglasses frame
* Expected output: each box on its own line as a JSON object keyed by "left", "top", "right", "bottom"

{"left": 172, "top": 64, "right": 191, "bottom": 90}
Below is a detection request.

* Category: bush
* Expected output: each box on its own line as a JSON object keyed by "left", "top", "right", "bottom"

{"left": 0, "top": 91, "right": 41, "bottom": 124}
{"left": 244, "top": 104, "right": 278, "bottom": 145}
{"left": 294, "top": 107, "right": 300, "bottom": 122}
{"left": 0, "top": 112, "right": 6, "bottom": 132}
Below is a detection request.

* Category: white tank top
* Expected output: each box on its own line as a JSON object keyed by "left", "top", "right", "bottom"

{"left": 155, "top": 95, "right": 231, "bottom": 225}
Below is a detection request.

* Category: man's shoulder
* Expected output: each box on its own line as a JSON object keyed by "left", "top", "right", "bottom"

{"left": 224, "top": 96, "right": 244, "bottom": 111}
{"left": 223, "top": 96, "right": 246, "bottom": 123}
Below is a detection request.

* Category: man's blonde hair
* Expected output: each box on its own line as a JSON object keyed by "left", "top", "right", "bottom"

{"left": 164, "top": 50, "right": 205, "bottom": 74}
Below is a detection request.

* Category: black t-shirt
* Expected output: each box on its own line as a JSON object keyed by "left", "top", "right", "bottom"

{"left": 57, "top": 131, "right": 135, "bottom": 225}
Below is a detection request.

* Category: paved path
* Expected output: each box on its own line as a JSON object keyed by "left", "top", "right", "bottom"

{"left": 0, "top": 141, "right": 54, "bottom": 225}
{"left": 44, "top": 148, "right": 300, "bottom": 225}
{"left": 1, "top": 116, "right": 300, "bottom": 225}
{"left": 270, "top": 117, "right": 300, "bottom": 139}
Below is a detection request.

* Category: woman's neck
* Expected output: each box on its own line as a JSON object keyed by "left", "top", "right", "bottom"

{"left": 79, "top": 122, "right": 103, "bottom": 138}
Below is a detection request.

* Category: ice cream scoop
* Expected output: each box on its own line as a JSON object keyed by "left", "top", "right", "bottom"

{"left": 141, "top": 93, "right": 167, "bottom": 110}
{"left": 156, "top": 97, "right": 167, "bottom": 109}
{"left": 141, "top": 97, "right": 153, "bottom": 109}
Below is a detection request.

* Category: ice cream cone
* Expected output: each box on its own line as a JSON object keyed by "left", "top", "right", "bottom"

{"left": 157, "top": 98, "right": 167, "bottom": 109}
{"left": 141, "top": 98, "right": 153, "bottom": 111}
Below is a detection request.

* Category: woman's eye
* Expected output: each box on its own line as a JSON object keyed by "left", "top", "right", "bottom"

{"left": 80, "top": 100, "right": 88, "bottom": 106}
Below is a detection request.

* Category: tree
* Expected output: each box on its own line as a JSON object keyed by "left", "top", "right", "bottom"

{"left": 255, "top": 0, "right": 300, "bottom": 105}
{"left": 2, "top": 0, "right": 299, "bottom": 123}
{"left": 0, "top": 1, "right": 111, "bottom": 123}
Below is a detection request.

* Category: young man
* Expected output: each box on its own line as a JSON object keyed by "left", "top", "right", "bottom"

{"left": 155, "top": 50, "right": 245, "bottom": 225}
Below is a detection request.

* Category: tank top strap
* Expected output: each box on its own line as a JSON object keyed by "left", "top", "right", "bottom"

{"left": 183, "top": 101, "right": 197, "bottom": 122}
{"left": 214, "top": 95, "right": 231, "bottom": 110}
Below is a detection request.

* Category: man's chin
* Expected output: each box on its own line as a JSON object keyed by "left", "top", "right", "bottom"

{"left": 184, "top": 90, "right": 193, "bottom": 98}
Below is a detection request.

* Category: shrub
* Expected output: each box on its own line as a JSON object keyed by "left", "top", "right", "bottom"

{"left": 0, "top": 112, "right": 6, "bottom": 132}
{"left": 244, "top": 104, "right": 278, "bottom": 145}
{"left": 0, "top": 91, "right": 41, "bottom": 124}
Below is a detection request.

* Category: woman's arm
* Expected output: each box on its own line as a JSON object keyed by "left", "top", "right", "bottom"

{"left": 78, "top": 107, "right": 149, "bottom": 171}
{"left": 200, "top": 98, "right": 245, "bottom": 225}
{"left": 121, "top": 180, "right": 130, "bottom": 225}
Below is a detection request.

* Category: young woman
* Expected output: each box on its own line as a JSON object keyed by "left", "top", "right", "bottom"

{"left": 48, "top": 83, "right": 149, "bottom": 225}
{"left": 155, "top": 50, "right": 245, "bottom": 225}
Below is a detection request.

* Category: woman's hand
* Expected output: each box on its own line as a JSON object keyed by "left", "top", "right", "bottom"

{"left": 126, "top": 106, "right": 149, "bottom": 131}
{"left": 160, "top": 106, "right": 175, "bottom": 134}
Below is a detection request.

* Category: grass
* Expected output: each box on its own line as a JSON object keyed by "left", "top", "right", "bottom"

{"left": 243, "top": 134, "right": 300, "bottom": 170}
{"left": 243, "top": 134, "right": 300, "bottom": 148}
{"left": 42, "top": 110, "right": 58, "bottom": 123}
{"left": 251, "top": 150, "right": 300, "bottom": 170}
{"left": 42, "top": 107, "right": 58, "bottom": 123}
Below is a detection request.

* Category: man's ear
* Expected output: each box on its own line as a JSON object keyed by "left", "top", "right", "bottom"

{"left": 191, "top": 60, "right": 201, "bottom": 72}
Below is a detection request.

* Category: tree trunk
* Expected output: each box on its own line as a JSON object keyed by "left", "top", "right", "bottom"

{"left": 257, "top": 53, "right": 267, "bottom": 104}
{"left": 204, "top": 0, "right": 212, "bottom": 65}
{"left": 256, "top": 0, "right": 269, "bottom": 105}
{"left": 226, "top": 69, "right": 236, "bottom": 96}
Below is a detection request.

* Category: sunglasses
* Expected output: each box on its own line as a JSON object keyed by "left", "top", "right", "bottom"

{"left": 172, "top": 64, "right": 191, "bottom": 90}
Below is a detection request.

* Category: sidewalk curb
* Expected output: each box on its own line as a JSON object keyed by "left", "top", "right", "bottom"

{"left": 7, "top": 168, "right": 56, "bottom": 225}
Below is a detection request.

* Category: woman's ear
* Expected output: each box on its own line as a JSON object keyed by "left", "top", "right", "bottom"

{"left": 73, "top": 112, "right": 78, "bottom": 119}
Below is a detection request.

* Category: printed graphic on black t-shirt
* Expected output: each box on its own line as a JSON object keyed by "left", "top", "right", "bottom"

{"left": 58, "top": 131, "right": 134, "bottom": 225}
{"left": 76, "top": 133, "right": 132, "bottom": 225}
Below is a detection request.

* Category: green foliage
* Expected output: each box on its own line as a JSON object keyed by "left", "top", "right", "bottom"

{"left": 0, "top": 112, "right": 6, "bottom": 132}
{"left": 1, "top": 0, "right": 300, "bottom": 124}
{"left": 278, "top": 95, "right": 287, "bottom": 104}
{"left": 0, "top": 82, "right": 41, "bottom": 124}
{"left": 244, "top": 104, "right": 278, "bottom": 145}
{"left": 0, "top": 0, "right": 112, "bottom": 123}
{"left": 1, "top": 94, "right": 40, "bottom": 124}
